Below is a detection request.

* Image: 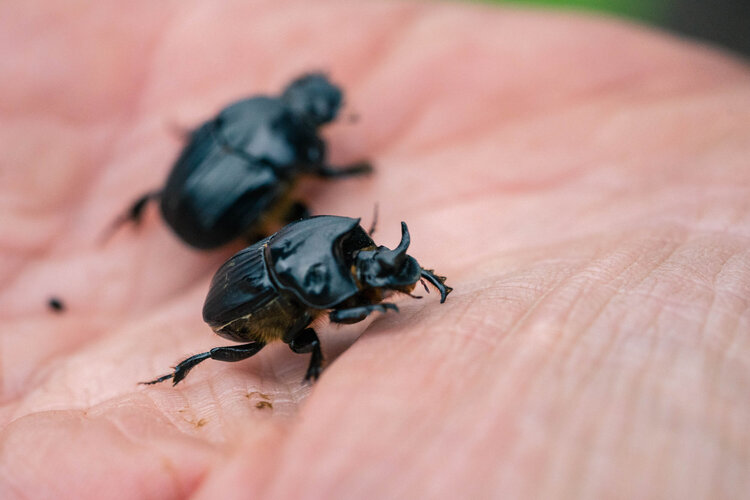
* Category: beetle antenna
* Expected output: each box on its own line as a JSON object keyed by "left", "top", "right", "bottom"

{"left": 368, "top": 203, "right": 379, "bottom": 236}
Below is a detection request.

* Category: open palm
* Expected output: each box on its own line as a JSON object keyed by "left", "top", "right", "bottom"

{"left": 2, "top": 1, "right": 749, "bottom": 499}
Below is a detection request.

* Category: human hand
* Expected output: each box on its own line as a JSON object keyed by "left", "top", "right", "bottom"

{"left": 1, "top": 1, "right": 749, "bottom": 498}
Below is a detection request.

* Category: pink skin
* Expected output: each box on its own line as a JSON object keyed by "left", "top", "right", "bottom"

{"left": 1, "top": 1, "right": 750, "bottom": 499}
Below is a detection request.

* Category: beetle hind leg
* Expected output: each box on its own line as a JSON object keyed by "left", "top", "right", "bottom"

{"left": 314, "top": 162, "right": 373, "bottom": 179}
{"left": 141, "top": 341, "right": 265, "bottom": 386}
{"left": 101, "top": 190, "right": 162, "bottom": 243}
{"left": 288, "top": 328, "right": 324, "bottom": 381}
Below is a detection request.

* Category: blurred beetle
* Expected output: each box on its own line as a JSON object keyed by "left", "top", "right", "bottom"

{"left": 110, "top": 74, "right": 371, "bottom": 249}
{"left": 142, "top": 215, "right": 451, "bottom": 385}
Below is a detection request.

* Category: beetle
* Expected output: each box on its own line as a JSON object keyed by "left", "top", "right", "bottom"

{"left": 109, "top": 73, "right": 371, "bottom": 249}
{"left": 142, "top": 215, "right": 451, "bottom": 385}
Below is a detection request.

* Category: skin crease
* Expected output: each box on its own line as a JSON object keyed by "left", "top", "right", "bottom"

{"left": 1, "top": 0, "right": 749, "bottom": 498}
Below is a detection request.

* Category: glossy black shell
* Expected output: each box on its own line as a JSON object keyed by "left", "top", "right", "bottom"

{"left": 267, "top": 216, "right": 374, "bottom": 308}
{"left": 159, "top": 96, "right": 329, "bottom": 249}
{"left": 203, "top": 216, "right": 374, "bottom": 327}
{"left": 202, "top": 236, "right": 276, "bottom": 329}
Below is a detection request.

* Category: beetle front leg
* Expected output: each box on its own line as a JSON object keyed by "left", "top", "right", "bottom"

{"left": 420, "top": 269, "right": 453, "bottom": 303}
{"left": 329, "top": 303, "right": 399, "bottom": 325}
{"left": 313, "top": 161, "right": 373, "bottom": 179}
{"left": 288, "top": 328, "right": 324, "bottom": 381}
{"left": 141, "top": 341, "right": 265, "bottom": 386}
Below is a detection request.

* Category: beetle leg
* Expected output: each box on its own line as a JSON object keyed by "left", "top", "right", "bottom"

{"left": 368, "top": 203, "right": 379, "bottom": 236}
{"left": 140, "top": 342, "right": 265, "bottom": 386}
{"left": 420, "top": 269, "right": 453, "bottom": 304}
{"left": 121, "top": 190, "right": 162, "bottom": 225}
{"left": 313, "top": 161, "right": 373, "bottom": 179}
{"left": 101, "top": 190, "right": 161, "bottom": 242}
{"left": 284, "top": 201, "right": 311, "bottom": 223}
{"left": 288, "top": 328, "right": 324, "bottom": 381}
{"left": 329, "top": 303, "right": 399, "bottom": 325}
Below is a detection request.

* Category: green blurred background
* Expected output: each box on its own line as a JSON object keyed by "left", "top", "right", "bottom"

{"left": 480, "top": 0, "right": 750, "bottom": 57}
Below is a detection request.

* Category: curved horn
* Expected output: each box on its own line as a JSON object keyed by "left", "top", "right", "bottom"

{"left": 376, "top": 222, "right": 411, "bottom": 269}
{"left": 395, "top": 222, "right": 410, "bottom": 255}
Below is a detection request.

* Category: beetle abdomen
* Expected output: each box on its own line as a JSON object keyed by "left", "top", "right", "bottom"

{"left": 160, "top": 123, "right": 287, "bottom": 249}
{"left": 213, "top": 295, "right": 313, "bottom": 344}
{"left": 203, "top": 240, "right": 277, "bottom": 328}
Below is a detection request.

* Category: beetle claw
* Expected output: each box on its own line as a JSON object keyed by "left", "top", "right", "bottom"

{"left": 139, "top": 373, "right": 174, "bottom": 385}
{"left": 420, "top": 269, "right": 452, "bottom": 303}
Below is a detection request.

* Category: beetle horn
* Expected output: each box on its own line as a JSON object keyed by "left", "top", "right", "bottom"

{"left": 376, "top": 222, "right": 410, "bottom": 269}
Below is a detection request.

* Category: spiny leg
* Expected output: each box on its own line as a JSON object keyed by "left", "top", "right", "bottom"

{"left": 141, "top": 341, "right": 265, "bottom": 386}
{"left": 329, "top": 303, "right": 399, "bottom": 325}
{"left": 420, "top": 269, "right": 452, "bottom": 303}
{"left": 314, "top": 161, "right": 373, "bottom": 179}
{"left": 288, "top": 328, "right": 324, "bottom": 381}
{"left": 101, "top": 190, "right": 161, "bottom": 242}
{"left": 368, "top": 203, "right": 379, "bottom": 236}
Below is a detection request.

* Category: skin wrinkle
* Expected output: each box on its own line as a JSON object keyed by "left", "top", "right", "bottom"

{"left": 393, "top": 68, "right": 685, "bottom": 163}
{"left": 0, "top": 316, "right": 102, "bottom": 404}
{"left": 97, "top": 412, "right": 187, "bottom": 500}
{"left": 2, "top": 1, "right": 750, "bottom": 498}
{"left": 708, "top": 253, "right": 750, "bottom": 362}
{"left": 703, "top": 257, "right": 750, "bottom": 473}
{"left": 516, "top": 233, "right": 713, "bottom": 497}
{"left": 694, "top": 248, "right": 732, "bottom": 352}
{"left": 140, "top": 389, "right": 194, "bottom": 438}
{"left": 0, "top": 416, "right": 73, "bottom": 500}
{"left": 341, "top": 3, "right": 425, "bottom": 90}
{"left": 521, "top": 328, "right": 614, "bottom": 496}
{"left": 547, "top": 304, "right": 671, "bottom": 497}
{"left": 5, "top": 307, "right": 183, "bottom": 415}
{"left": 559, "top": 233, "right": 685, "bottom": 359}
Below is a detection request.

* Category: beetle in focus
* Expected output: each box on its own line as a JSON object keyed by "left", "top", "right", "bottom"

{"left": 110, "top": 73, "right": 371, "bottom": 249}
{"left": 142, "top": 215, "right": 451, "bottom": 385}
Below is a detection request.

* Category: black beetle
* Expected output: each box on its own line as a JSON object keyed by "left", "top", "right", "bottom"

{"left": 110, "top": 73, "right": 371, "bottom": 249}
{"left": 142, "top": 215, "right": 451, "bottom": 385}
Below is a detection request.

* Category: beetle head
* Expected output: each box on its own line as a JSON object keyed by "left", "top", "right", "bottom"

{"left": 355, "top": 222, "right": 421, "bottom": 289}
{"left": 282, "top": 73, "right": 343, "bottom": 126}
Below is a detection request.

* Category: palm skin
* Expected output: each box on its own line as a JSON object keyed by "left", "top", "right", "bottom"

{"left": 1, "top": 1, "right": 749, "bottom": 499}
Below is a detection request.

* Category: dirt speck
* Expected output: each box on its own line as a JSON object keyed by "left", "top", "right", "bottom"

{"left": 255, "top": 401, "right": 273, "bottom": 410}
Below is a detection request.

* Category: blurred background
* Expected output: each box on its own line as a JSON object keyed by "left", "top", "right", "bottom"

{"left": 481, "top": 0, "right": 750, "bottom": 57}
